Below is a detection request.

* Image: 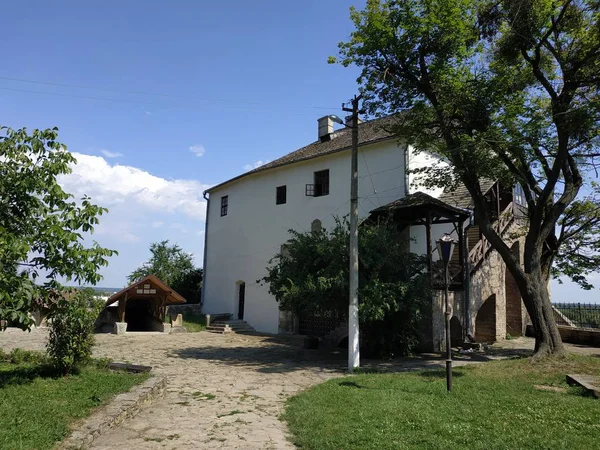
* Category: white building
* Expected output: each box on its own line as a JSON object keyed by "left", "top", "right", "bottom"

{"left": 202, "top": 116, "right": 527, "bottom": 349}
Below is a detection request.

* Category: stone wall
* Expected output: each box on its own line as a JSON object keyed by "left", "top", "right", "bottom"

{"left": 526, "top": 324, "right": 600, "bottom": 347}
{"left": 167, "top": 304, "right": 203, "bottom": 316}
{"left": 429, "top": 222, "right": 529, "bottom": 351}
{"left": 431, "top": 290, "right": 465, "bottom": 352}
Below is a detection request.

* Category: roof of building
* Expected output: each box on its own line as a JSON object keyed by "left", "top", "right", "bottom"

{"left": 205, "top": 115, "right": 398, "bottom": 194}
{"left": 438, "top": 179, "right": 496, "bottom": 209}
{"left": 105, "top": 275, "right": 186, "bottom": 307}
{"left": 370, "top": 191, "right": 471, "bottom": 223}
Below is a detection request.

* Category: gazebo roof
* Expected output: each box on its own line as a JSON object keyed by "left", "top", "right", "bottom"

{"left": 105, "top": 275, "right": 187, "bottom": 307}
{"left": 369, "top": 191, "right": 470, "bottom": 224}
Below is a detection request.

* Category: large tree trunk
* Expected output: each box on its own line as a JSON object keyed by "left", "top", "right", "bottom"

{"left": 519, "top": 266, "right": 566, "bottom": 359}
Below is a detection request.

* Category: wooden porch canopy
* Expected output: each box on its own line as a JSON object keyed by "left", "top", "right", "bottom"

{"left": 105, "top": 275, "right": 186, "bottom": 307}
{"left": 369, "top": 191, "right": 470, "bottom": 225}
{"left": 368, "top": 192, "right": 471, "bottom": 289}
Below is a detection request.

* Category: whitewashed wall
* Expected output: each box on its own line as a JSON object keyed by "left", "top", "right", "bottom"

{"left": 203, "top": 139, "right": 451, "bottom": 333}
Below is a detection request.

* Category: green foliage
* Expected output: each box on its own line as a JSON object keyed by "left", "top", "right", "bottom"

{"left": 284, "top": 355, "right": 600, "bottom": 450}
{"left": 0, "top": 126, "right": 116, "bottom": 330}
{"left": 46, "top": 288, "right": 103, "bottom": 374}
{"left": 0, "top": 359, "right": 147, "bottom": 450}
{"left": 332, "top": 0, "right": 600, "bottom": 353}
{"left": 4, "top": 348, "right": 48, "bottom": 365}
{"left": 554, "top": 183, "right": 600, "bottom": 289}
{"left": 128, "top": 240, "right": 202, "bottom": 303}
{"left": 181, "top": 313, "right": 207, "bottom": 332}
{"left": 263, "top": 219, "right": 430, "bottom": 355}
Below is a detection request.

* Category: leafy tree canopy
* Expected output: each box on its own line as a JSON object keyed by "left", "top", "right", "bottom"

{"left": 0, "top": 127, "right": 116, "bottom": 330}
{"left": 128, "top": 240, "right": 202, "bottom": 303}
{"left": 262, "top": 220, "right": 431, "bottom": 356}
{"left": 331, "top": 0, "right": 600, "bottom": 357}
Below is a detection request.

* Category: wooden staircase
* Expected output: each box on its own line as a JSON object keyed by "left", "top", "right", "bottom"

{"left": 432, "top": 202, "right": 516, "bottom": 289}
{"left": 206, "top": 319, "right": 256, "bottom": 334}
{"left": 468, "top": 202, "right": 515, "bottom": 273}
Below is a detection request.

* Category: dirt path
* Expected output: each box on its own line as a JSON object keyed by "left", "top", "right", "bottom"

{"left": 2, "top": 329, "right": 597, "bottom": 449}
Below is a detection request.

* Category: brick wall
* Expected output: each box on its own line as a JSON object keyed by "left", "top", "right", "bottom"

{"left": 475, "top": 294, "right": 496, "bottom": 342}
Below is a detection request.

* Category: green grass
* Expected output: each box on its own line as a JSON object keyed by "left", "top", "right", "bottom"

{"left": 0, "top": 354, "right": 148, "bottom": 450}
{"left": 283, "top": 355, "right": 600, "bottom": 450}
{"left": 182, "top": 313, "right": 207, "bottom": 332}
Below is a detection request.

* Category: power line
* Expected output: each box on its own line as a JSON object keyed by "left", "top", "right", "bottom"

{"left": 0, "top": 75, "right": 337, "bottom": 111}
{"left": 0, "top": 86, "right": 321, "bottom": 116}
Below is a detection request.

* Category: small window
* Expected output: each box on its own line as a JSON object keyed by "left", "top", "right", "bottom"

{"left": 314, "top": 169, "right": 329, "bottom": 197}
{"left": 220, "top": 195, "right": 228, "bottom": 216}
{"left": 305, "top": 184, "right": 315, "bottom": 197}
{"left": 514, "top": 184, "right": 526, "bottom": 206}
{"left": 276, "top": 185, "right": 287, "bottom": 205}
{"left": 311, "top": 219, "right": 322, "bottom": 234}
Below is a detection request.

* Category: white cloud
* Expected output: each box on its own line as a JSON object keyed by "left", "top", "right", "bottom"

{"left": 244, "top": 160, "right": 270, "bottom": 171}
{"left": 60, "top": 153, "right": 211, "bottom": 221}
{"left": 101, "top": 149, "right": 124, "bottom": 158}
{"left": 151, "top": 221, "right": 164, "bottom": 228}
{"left": 170, "top": 223, "right": 188, "bottom": 233}
{"left": 189, "top": 144, "right": 206, "bottom": 158}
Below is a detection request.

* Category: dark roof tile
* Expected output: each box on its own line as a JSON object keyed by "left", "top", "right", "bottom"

{"left": 206, "top": 116, "right": 398, "bottom": 193}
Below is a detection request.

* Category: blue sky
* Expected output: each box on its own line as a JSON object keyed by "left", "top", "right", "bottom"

{"left": 1, "top": 1, "right": 597, "bottom": 302}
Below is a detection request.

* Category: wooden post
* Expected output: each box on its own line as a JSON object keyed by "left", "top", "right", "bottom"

{"left": 458, "top": 218, "right": 464, "bottom": 284}
{"left": 426, "top": 211, "right": 433, "bottom": 283}
{"left": 496, "top": 183, "right": 501, "bottom": 219}
{"left": 120, "top": 292, "right": 128, "bottom": 322}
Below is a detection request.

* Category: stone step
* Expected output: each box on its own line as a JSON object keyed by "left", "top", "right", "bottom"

{"left": 170, "top": 326, "right": 187, "bottom": 334}
{"left": 206, "top": 325, "right": 233, "bottom": 334}
{"left": 209, "top": 320, "right": 256, "bottom": 334}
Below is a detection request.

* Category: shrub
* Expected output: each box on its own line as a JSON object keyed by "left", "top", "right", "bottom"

{"left": 46, "top": 288, "right": 103, "bottom": 374}
{"left": 263, "top": 218, "right": 431, "bottom": 356}
{"left": 8, "top": 348, "right": 48, "bottom": 365}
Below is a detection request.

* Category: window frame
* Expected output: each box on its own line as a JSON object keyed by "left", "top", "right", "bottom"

{"left": 276, "top": 185, "right": 287, "bottom": 205}
{"left": 220, "top": 195, "right": 228, "bottom": 216}
{"left": 313, "top": 169, "right": 330, "bottom": 197}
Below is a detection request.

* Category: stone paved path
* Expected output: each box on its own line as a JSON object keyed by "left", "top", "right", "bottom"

{"left": 2, "top": 329, "right": 598, "bottom": 449}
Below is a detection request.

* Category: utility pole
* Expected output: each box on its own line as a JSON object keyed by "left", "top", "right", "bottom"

{"left": 343, "top": 94, "right": 362, "bottom": 371}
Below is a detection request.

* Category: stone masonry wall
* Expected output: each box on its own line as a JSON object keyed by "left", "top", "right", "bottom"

{"left": 430, "top": 222, "right": 528, "bottom": 350}
{"left": 167, "top": 304, "right": 203, "bottom": 316}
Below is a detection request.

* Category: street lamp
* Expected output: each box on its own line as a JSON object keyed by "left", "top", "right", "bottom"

{"left": 437, "top": 233, "right": 456, "bottom": 392}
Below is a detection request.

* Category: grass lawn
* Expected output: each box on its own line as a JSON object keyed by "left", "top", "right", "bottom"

{"left": 0, "top": 353, "right": 148, "bottom": 450}
{"left": 182, "top": 313, "right": 206, "bottom": 332}
{"left": 284, "top": 355, "right": 600, "bottom": 450}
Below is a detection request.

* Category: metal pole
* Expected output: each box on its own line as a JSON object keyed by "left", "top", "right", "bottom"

{"left": 347, "top": 94, "right": 361, "bottom": 371}
{"left": 444, "top": 263, "right": 453, "bottom": 391}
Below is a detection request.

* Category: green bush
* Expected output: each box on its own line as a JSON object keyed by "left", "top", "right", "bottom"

{"left": 8, "top": 348, "right": 48, "bottom": 365}
{"left": 263, "top": 218, "right": 431, "bottom": 356}
{"left": 46, "top": 288, "right": 103, "bottom": 374}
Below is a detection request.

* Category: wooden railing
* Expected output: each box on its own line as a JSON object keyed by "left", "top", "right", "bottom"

{"left": 432, "top": 261, "right": 464, "bottom": 287}
{"left": 468, "top": 202, "right": 514, "bottom": 272}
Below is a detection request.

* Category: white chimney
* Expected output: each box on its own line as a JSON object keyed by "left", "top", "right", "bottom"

{"left": 318, "top": 116, "right": 334, "bottom": 142}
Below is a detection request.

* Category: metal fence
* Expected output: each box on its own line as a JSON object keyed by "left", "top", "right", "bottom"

{"left": 552, "top": 303, "right": 600, "bottom": 329}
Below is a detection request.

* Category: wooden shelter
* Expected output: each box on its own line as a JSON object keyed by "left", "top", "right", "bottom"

{"left": 104, "top": 275, "right": 186, "bottom": 332}
{"left": 369, "top": 191, "right": 471, "bottom": 290}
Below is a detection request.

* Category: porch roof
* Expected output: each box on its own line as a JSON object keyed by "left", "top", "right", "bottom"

{"left": 105, "top": 275, "right": 186, "bottom": 307}
{"left": 369, "top": 191, "right": 470, "bottom": 224}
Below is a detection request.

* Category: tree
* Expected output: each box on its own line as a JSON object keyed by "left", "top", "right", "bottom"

{"left": 263, "top": 219, "right": 431, "bottom": 356}
{"left": 0, "top": 127, "right": 116, "bottom": 331}
{"left": 331, "top": 0, "right": 600, "bottom": 357}
{"left": 46, "top": 288, "right": 103, "bottom": 374}
{"left": 129, "top": 241, "right": 202, "bottom": 303}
